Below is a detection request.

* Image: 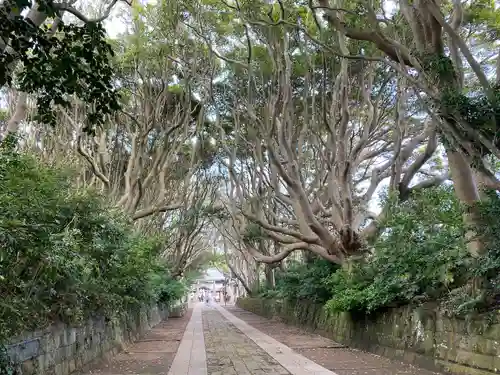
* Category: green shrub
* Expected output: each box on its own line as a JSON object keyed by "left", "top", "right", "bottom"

{"left": 325, "top": 187, "right": 468, "bottom": 314}
{"left": 259, "top": 287, "right": 281, "bottom": 299}
{"left": 158, "top": 277, "right": 187, "bottom": 303}
{"left": 260, "top": 259, "right": 339, "bottom": 303}
{"left": 0, "top": 140, "right": 182, "bottom": 343}
{"left": 252, "top": 188, "right": 500, "bottom": 317}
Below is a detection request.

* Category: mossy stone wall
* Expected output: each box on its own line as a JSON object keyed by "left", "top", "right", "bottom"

{"left": 6, "top": 304, "right": 169, "bottom": 375}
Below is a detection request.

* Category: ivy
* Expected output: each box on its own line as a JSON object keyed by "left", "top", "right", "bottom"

{"left": 419, "top": 53, "right": 500, "bottom": 156}
{"left": 440, "top": 85, "right": 500, "bottom": 155}
{"left": 0, "top": 346, "right": 15, "bottom": 375}
{"left": 420, "top": 54, "right": 457, "bottom": 83}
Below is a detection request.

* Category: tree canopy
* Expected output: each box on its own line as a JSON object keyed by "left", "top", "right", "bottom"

{"left": 2, "top": 0, "right": 500, "bottom": 339}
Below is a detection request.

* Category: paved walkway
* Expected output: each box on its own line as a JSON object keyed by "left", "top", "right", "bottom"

{"left": 81, "top": 303, "right": 442, "bottom": 375}
{"left": 77, "top": 309, "right": 193, "bottom": 375}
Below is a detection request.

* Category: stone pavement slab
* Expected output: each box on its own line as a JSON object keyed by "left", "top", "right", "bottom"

{"left": 167, "top": 304, "right": 206, "bottom": 375}
{"left": 72, "top": 303, "right": 444, "bottom": 375}
{"left": 203, "top": 306, "right": 289, "bottom": 375}
{"left": 223, "top": 305, "right": 441, "bottom": 375}
{"left": 213, "top": 304, "right": 336, "bottom": 375}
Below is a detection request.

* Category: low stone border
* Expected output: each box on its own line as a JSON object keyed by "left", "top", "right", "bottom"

{"left": 6, "top": 304, "right": 168, "bottom": 375}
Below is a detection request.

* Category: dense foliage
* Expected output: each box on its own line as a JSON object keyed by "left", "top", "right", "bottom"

{"left": 258, "top": 187, "right": 500, "bottom": 316}
{"left": 0, "top": 137, "right": 184, "bottom": 344}
{"left": 1, "top": 0, "right": 120, "bottom": 132}
{"left": 259, "top": 259, "right": 339, "bottom": 303}
{"left": 444, "top": 191, "right": 500, "bottom": 316}
{"left": 325, "top": 187, "right": 469, "bottom": 314}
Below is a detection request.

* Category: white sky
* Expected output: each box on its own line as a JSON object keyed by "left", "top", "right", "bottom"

{"left": 103, "top": 3, "right": 131, "bottom": 38}
{"left": 103, "top": 0, "right": 156, "bottom": 38}
{"left": 101, "top": 0, "right": 397, "bottom": 37}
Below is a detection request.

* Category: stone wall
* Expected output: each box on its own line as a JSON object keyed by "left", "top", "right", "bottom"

{"left": 7, "top": 304, "right": 168, "bottom": 375}
{"left": 237, "top": 298, "right": 500, "bottom": 375}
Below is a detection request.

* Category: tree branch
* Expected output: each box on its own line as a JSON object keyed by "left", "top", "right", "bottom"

{"left": 53, "top": 0, "right": 123, "bottom": 23}
{"left": 132, "top": 203, "right": 183, "bottom": 221}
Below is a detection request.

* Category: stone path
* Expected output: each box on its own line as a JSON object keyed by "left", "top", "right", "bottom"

{"left": 80, "top": 303, "right": 443, "bottom": 375}
{"left": 167, "top": 304, "right": 206, "bottom": 375}
{"left": 203, "top": 308, "right": 289, "bottom": 375}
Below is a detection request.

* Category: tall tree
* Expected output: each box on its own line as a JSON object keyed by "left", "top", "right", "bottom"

{"left": 183, "top": 0, "right": 446, "bottom": 264}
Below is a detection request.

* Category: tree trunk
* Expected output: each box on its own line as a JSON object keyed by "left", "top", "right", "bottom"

{"left": 447, "top": 149, "right": 484, "bottom": 257}
{"left": 446, "top": 149, "right": 488, "bottom": 296}
{"left": 252, "top": 262, "right": 261, "bottom": 293}
{"left": 5, "top": 92, "right": 28, "bottom": 135}
{"left": 227, "top": 262, "right": 253, "bottom": 296}
{"left": 473, "top": 166, "right": 491, "bottom": 200}
{"left": 264, "top": 264, "right": 275, "bottom": 289}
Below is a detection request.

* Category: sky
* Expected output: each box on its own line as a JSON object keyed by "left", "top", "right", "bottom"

{"left": 103, "top": 0, "right": 156, "bottom": 38}
{"left": 102, "top": 0, "right": 398, "bottom": 37}
{"left": 103, "top": 2, "right": 131, "bottom": 38}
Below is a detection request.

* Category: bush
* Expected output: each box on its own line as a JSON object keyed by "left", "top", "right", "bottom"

{"left": 158, "top": 277, "right": 188, "bottom": 303}
{"left": 260, "top": 259, "right": 339, "bottom": 303}
{"left": 0, "top": 140, "right": 182, "bottom": 343}
{"left": 325, "top": 187, "right": 469, "bottom": 314}
{"left": 253, "top": 189, "right": 500, "bottom": 317}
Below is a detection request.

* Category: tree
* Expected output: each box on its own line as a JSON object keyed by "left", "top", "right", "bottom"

{"left": 24, "top": 1, "right": 216, "bottom": 221}
{"left": 162, "top": 171, "right": 220, "bottom": 278}
{"left": 183, "top": 1, "right": 446, "bottom": 265}
{"left": 5, "top": 0, "right": 222, "bottom": 281}
{"left": 308, "top": 0, "right": 500, "bottom": 256}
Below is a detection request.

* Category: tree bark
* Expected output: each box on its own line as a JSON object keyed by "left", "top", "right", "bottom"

{"left": 264, "top": 264, "right": 275, "bottom": 289}
{"left": 447, "top": 147, "right": 483, "bottom": 257}
{"left": 253, "top": 262, "right": 261, "bottom": 292}
{"left": 227, "top": 262, "right": 253, "bottom": 296}
{"left": 6, "top": 92, "right": 28, "bottom": 135}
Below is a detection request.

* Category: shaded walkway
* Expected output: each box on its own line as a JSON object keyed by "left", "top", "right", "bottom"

{"left": 79, "top": 303, "right": 442, "bottom": 375}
